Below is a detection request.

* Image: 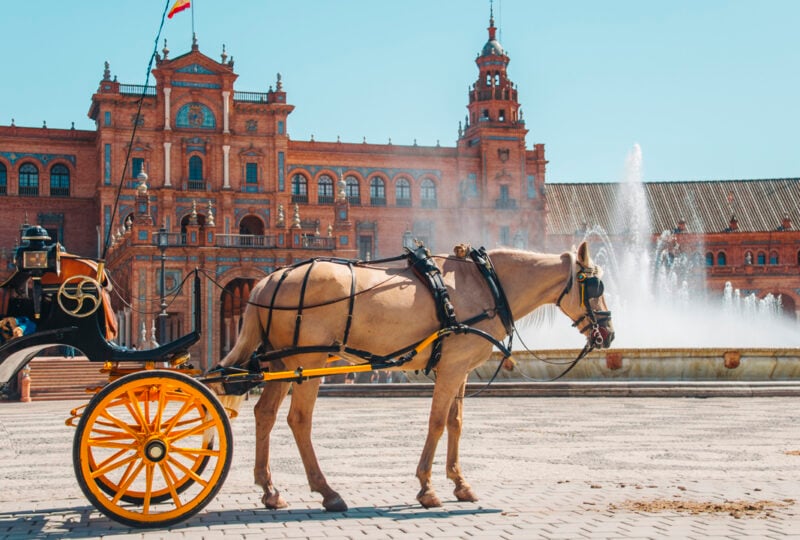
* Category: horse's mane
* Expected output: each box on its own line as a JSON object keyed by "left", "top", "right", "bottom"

{"left": 515, "top": 304, "right": 559, "bottom": 331}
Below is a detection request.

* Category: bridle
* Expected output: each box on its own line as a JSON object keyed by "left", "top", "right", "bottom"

{"left": 555, "top": 255, "right": 613, "bottom": 348}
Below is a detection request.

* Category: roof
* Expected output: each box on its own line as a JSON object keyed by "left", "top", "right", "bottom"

{"left": 545, "top": 178, "right": 800, "bottom": 235}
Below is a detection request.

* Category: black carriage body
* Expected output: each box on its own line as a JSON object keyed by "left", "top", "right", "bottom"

{"left": 0, "top": 236, "right": 201, "bottom": 397}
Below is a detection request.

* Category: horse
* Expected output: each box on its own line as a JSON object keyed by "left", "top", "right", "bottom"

{"left": 215, "top": 240, "right": 614, "bottom": 511}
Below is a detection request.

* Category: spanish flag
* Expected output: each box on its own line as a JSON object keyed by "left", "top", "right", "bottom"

{"left": 167, "top": 0, "right": 191, "bottom": 18}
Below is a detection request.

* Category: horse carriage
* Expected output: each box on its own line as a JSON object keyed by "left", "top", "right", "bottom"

{"left": 0, "top": 225, "right": 614, "bottom": 528}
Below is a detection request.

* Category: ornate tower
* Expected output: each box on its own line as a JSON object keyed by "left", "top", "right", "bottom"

{"left": 456, "top": 7, "right": 545, "bottom": 250}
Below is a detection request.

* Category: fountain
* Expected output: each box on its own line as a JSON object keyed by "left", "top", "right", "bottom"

{"left": 473, "top": 143, "right": 800, "bottom": 383}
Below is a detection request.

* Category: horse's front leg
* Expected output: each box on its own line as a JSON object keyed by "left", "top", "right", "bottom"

{"left": 253, "top": 379, "right": 291, "bottom": 509}
{"left": 287, "top": 374, "right": 348, "bottom": 512}
{"left": 446, "top": 377, "right": 478, "bottom": 502}
{"left": 416, "top": 367, "right": 465, "bottom": 508}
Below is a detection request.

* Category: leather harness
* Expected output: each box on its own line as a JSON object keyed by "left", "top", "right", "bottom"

{"left": 249, "top": 246, "right": 515, "bottom": 375}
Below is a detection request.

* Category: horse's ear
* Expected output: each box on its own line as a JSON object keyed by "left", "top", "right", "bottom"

{"left": 577, "top": 241, "right": 591, "bottom": 266}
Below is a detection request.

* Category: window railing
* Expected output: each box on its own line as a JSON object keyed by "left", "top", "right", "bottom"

{"left": 318, "top": 195, "right": 334, "bottom": 204}
{"left": 216, "top": 234, "right": 277, "bottom": 248}
{"left": 347, "top": 196, "right": 361, "bottom": 206}
{"left": 119, "top": 84, "right": 157, "bottom": 96}
{"left": 370, "top": 197, "right": 386, "bottom": 206}
{"left": 0, "top": 185, "right": 6, "bottom": 195}
{"left": 301, "top": 236, "right": 336, "bottom": 250}
{"left": 396, "top": 198, "right": 412, "bottom": 207}
{"left": 187, "top": 179, "right": 206, "bottom": 191}
{"left": 291, "top": 194, "right": 309, "bottom": 204}
{"left": 233, "top": 91, "right": 270, "bottom": 103}
{"left": 19, "top": 185, "right": 39, "bottom": 196}
{"left": 50, "top": 187, "right": 70, "bottom": 197}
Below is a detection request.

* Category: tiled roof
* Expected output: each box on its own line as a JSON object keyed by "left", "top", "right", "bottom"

{"left": 545, "top": 178, "right": 800, "bottom": 235}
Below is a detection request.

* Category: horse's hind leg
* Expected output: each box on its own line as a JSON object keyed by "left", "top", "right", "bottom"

{"left": 446, "top": 377, "right": 478, "bottom": 502}
{"left": 287, "top": 371, "right": 348, "bottom": 512}
{"left": 254, "top": 379, "right": 292, "bottom": 509}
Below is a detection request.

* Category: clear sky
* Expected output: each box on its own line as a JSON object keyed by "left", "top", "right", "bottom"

{"left": 3, "top": 0, "right": 799, "bottom": 183}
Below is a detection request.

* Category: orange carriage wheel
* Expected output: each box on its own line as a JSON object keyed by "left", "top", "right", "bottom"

{"left": 73, "top": 370, "right": 232, "bottom": 528}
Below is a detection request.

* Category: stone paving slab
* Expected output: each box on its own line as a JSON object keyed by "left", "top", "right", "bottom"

{"left": 1, "top": 395, "right": 799, "bottom": 538}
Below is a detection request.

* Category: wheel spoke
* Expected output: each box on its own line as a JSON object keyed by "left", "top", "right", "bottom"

{"left": 167, "top": 455, "right": 207, "bottom": 488}
{"left": 91, "top": 453, "right": 139, "bottom": 479}
{"left": 172, "top": 446, "right": 220, "bottom": 459}
{"left": 125, "top": 389, "right": 151, "bottom": 435}
{"left": 111, "top": 459, "right": 145, "bottom": 505}
{"left": 168, "top": 418, "right": 218, "bottom": 443}
{"left": 142, "top": 463, "right": 154, "bottom": 515}
{"left": 158, "top": 461, "right": 183, "bottom": 508}
{"left": 96, "top": 409, "right": 141, "bottom": 439}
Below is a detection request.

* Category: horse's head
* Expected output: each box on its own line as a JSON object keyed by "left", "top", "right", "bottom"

{"left": 555, "top": 241, "right": 614, "bottom": 349}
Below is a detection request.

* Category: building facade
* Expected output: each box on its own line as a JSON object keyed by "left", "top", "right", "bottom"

{"left": 0, "top": 16, "right": 797, "bottom": 369}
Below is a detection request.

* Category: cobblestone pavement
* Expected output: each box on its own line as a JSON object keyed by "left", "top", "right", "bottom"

{"left": 1, "top": 394, "right": 799, "bottom": 539}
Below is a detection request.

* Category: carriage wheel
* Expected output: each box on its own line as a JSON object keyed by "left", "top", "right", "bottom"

{"left": 73, "top": 370, "right": 232, "bottom": 528}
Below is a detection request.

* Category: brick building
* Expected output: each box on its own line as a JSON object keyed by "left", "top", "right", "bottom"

{"left": 0, "top": 15, "right": 797, "bottom": 369}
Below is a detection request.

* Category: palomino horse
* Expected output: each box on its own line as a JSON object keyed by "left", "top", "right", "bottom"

{"left": 217, "top": 241, "right": 614, "bottom": 511}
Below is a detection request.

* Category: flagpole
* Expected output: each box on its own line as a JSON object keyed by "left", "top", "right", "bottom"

{"left": 191, "top": 1, "right": 195, "bottom": 42}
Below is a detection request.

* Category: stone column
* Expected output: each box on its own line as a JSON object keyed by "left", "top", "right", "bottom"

{"left": 222, "top": 145, "right": 231, "bottom": 188}
{"left": 163, "top": 142, "right": 172, "bottom": 187}
{"left": 222, "top": 90, "right": 230, "bottom": 134}
{"left": 164, "top": 87, "right": 172, "bottom": 130}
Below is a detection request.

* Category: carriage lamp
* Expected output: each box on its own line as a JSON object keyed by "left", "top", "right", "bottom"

{"left": 155, "top": 227, "right": 169, "bottom": 344}
{"left": 15, "top": 225, "right": 61, "bottom": 319}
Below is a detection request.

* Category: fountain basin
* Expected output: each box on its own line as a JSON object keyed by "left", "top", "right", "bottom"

{"left": 463, "top": 348, "right": 800, "bottom": 382}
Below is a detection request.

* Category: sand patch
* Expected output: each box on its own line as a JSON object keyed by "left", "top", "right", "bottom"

{"left": 610, "top": 498, "right": 794, "bottom": 519}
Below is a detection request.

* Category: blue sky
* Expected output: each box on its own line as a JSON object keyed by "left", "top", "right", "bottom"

{"left": 3, "top": 0, "right": 799, "bottom": 183}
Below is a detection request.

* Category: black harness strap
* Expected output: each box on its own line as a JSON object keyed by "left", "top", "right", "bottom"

{"left": 342, "top": 261, "right": 356, "bottom": 344}
{"left": 264, "top": 267, "right": 293, "bottom": 343}
{"left": 468, "top": 247, "right": 514, "bottom": 336}
{"left": 293, "top": 259, "right": 317, "bottom": 347}
{"left": 406, "top": 245, "right": 459, "bottom": 374}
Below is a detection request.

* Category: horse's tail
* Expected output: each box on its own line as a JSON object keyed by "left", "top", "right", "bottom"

{"left": 219, "top": 300, "right": 265, "bottom": 369}
{"left": 212, "top": 300, "right": 267, "bottom": 418}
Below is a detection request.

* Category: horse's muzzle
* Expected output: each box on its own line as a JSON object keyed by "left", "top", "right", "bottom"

{"left": 596, "top": 326, "right": 614, "bottom": 348}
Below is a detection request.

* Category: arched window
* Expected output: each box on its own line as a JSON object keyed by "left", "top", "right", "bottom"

{"left": 237, "top": 215, "right": 265, "bottom": 246}
{"left": 369, "top": 177, "right": 386, "bottom": 206}
{"left": 716, "top": 252, "right": 726, "bottom": 266}
{"left": 705, "top": 252, "right": 714, "bottom": 266}
{"left": 345, "top": 175, "right": 360, "bottom": 205}
{"left": 50, "top": 164, "right": 70, "bottom": 197}
{"left": 757, "top": 251, "right": 766, "bottom": 265}
{"left": 0, "top": 162, "right": 6, "bottom": 195}
{"left": 420, "top": 178, "right": 437, "bottom": 208}
{"left": 317, "top": 174, "right": 334, "bottom": 204}
{"left": 188, "top": 156, "right": 204, "bottom": 189}
{"left": 291, "top": 174, "right": 308, "bottom": 203}
{"left": 19, "top": 163, "right": 39, "bottom": 196}
{"left": 395, "top": 178, "right": 411, "bottom": 207}
{"left": 769, "top": 251, "right": 779, "bottom": 265}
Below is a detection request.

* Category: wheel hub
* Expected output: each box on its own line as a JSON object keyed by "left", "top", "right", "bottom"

{"left": 144, "top": 439, "right": 168, "bottom": 462}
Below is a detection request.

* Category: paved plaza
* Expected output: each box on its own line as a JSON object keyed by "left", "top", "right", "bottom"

{"left": 1, "top": 393, "right": 799, "bottom": 539}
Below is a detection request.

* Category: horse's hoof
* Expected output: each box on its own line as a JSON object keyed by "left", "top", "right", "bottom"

{"left": 454, "top": 485, "right": 479, "bottom": 502}
{"left": 323, "top": 493, "right": 348, "bottom": 512}
{"left": 417, "top": 490, "right": 442, "bottom": 508}
{"left": 262, "top": 491, "right": 288, "bottom": 509}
